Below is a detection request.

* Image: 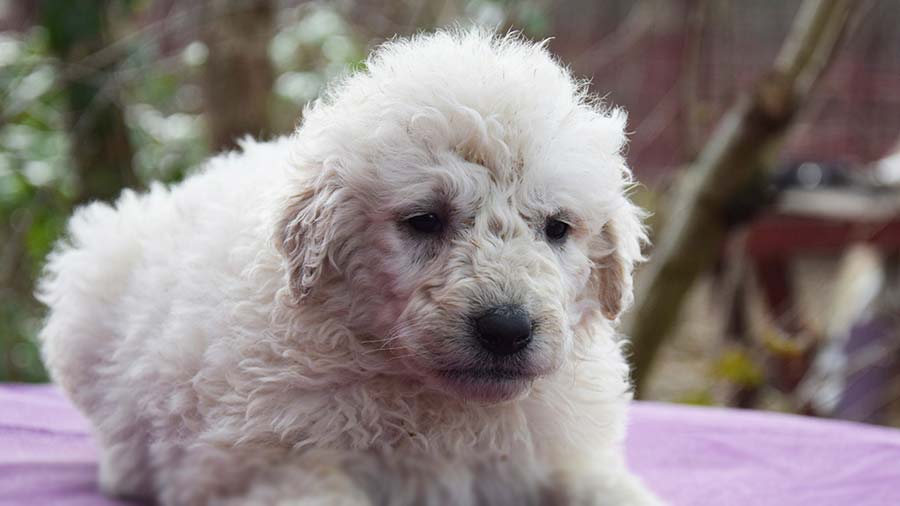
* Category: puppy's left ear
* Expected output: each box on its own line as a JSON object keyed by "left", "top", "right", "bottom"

{"left": 277, "top": 165, "right": 345, "bottom": 303}
{"left": 590, "top": 207, "right": 645, "bottom": 321}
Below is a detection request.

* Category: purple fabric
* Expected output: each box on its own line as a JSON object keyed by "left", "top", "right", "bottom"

{"left": 0, "top": 385, "right": 126, "bottom": 506}
{"left": 3, "top": 386, "right": 900, "bottom": 505}
{"left": 627, "top": 403, "right": 900, "bottom": 505}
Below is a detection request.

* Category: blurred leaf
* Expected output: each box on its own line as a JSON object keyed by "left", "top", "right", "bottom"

{"left": 713, "top": 349, "right": 764, "bottom": 388}
{"left": 677, "top": 390, "right": 716, "bottom": 406}
{"left": 759, "top": 325, "right": 807, "bottom": 357}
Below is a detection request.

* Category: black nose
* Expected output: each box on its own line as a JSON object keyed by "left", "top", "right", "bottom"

{"left": 474, "top": 305, "right": 532, "bottom": 356}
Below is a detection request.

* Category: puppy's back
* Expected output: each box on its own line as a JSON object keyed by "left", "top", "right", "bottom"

{"left": 37, "top": 136, "right": 295, "bottom": 423}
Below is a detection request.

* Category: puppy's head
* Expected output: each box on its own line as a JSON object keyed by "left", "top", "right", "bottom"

{"left": 278, "top": 30, "right": 645, "bottom": 403}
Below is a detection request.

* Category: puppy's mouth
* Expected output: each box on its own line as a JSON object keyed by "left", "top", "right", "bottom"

{"left": 434, "top": 367, "right": 538, "bottom": 404}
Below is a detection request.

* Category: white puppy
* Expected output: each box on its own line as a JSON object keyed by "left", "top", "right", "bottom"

{"left": 38, "top": 30, "right": 659, "bottom": 505}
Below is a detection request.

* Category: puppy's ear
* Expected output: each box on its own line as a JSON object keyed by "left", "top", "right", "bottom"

{"left": 589, "top": 217, "right": 642, "bottom": 321}
{"left": 277, "top": 167, "right": 345, "bottom": 303}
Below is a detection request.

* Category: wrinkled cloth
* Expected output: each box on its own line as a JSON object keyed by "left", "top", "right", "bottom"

{"left": 2, "top": 385, "right": 899, "bottom": 506}
{"left": 627, "top": 402, "right": 900, "bottom": 505}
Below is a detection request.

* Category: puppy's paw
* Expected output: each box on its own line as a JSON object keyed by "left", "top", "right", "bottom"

{"left": 542, "top": 468, "right": 663, "bottom": 506}
{"left": 274, "top": 496, "right": 373, "bottom": 506}
{"left": 216, "top": 489, "right": 373, "bottom": 506}
{"left": 210, "top": 459, "right": 375, "bottom": 506}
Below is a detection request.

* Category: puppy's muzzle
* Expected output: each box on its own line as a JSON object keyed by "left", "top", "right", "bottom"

{"left": 474, "top": 304, "right": 532, "bottom": 356}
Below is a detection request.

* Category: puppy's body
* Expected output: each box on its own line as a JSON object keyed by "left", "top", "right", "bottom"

{"left": 39, "top": 31, "right": 660, "bottom": 505}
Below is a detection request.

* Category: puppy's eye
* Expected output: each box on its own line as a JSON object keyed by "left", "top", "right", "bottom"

{"left": 544, "top": 218, "right": 570, "bottom": 242}
{"left": 406, "top": 213, "right": 443, "bottom": 235}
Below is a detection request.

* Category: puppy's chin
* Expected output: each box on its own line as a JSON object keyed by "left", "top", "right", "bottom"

{"left": 430, "top": 368, "right": 537, "bottom": 404}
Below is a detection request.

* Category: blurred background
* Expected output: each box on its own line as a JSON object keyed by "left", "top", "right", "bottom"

{"left": 1, "top": 0, "right": 898, "bottom": 427}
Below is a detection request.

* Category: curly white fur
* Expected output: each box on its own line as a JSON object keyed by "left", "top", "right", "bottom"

{"left": 38, "top": 29, "right": 660, "bottom": 505}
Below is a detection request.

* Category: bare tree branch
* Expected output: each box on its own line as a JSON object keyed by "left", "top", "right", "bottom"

{"left": 627, "top": 0, "right": 861, "bottom": 396}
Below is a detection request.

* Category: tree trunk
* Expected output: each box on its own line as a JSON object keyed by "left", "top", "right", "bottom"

{"left": 41, "top": 0, "right": 138, "bottom": 204}
{"left": 201, "top": 0, "right": 274, "bottom": 152}
{"left": 627, "top": 0, "right": 862, "bottom": 395}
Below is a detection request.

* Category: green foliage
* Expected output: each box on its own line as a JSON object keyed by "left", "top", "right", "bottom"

{"left": 713, "top": 349, "right": 764, "bottom": 388}
{"left": 40, "top": 0, "right": 107, "bottom": 55}
{"left": 677, "top": 390, "right": 716, "bottom": 406}
{"left": 1, "top": 27, "right": 70, "bottom": 383}
{"left": 0, "top": 12, "right": 211, "bottom": 382}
